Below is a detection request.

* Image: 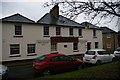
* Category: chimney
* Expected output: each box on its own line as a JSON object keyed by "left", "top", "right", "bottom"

{"left": 50, "top": 4, "right": 59, "bottom": 18}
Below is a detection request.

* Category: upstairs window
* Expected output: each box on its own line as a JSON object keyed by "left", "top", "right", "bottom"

{"left": 78, "top": 29, "right": 82, "bottom": 37}
{"left": 93, "top": 30, "right": 96, "bottom": 37}
{"left": 15, "top": 25, "right": 22, "bottom": 35}
{"left": 106, "top": 34, "right": 111, "bottom": 38}
{"left": 69, "top": 28, "right": 73, "bottom": 36}
{"left": 44, "top": 26, "right": 49, "bottom": 36}
{"left": 56, "top": 27, "right": 61, "bottom": 35}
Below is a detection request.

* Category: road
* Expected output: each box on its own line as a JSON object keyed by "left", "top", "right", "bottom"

{"left": 5, "top": 58, "right": 116, "bottom": 80}
{"left": 4, "top": 57, "right": 91, "bottom": 80}
{"left": 6, "top": 64, "right": 39, "bottom": 80}
{"left": 5, "top": 64, "right": 92, "bottom": 80}
{"left": 4, "top": 57, "right": 83, "bottom": 80}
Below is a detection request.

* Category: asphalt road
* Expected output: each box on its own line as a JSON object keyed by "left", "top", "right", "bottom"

{"left": 3, "top": 57, "right": 83, "bottom": 80}
{"left": 4, "top": 57, "right": 90, "bottom": 80}
{"left": 5, "top": 64, "right": 92, "bottom": 80}
{"left": 6, "top": 64, "right": 39, "bottom": 80}
{"left": 5, "top": 61, "right": 115, "bottom": 80}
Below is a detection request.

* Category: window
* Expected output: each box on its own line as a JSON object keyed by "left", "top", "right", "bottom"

{"left": 15, "top": 25, "right": 22, "bottom": 35}
{"left": 78, "top": 29, "right": 82, "bottom": 36}
{"left": 98, "top": 51, "right": 110, "bottom": 55}
{"left": 44, "top": 26, "right": 49, "bottom": 36}
{"left": 59, "top": 56, "right": 73, "bottom": 61}
{"left": 106, "top": 34, "right": 111, "bottom": 38}
{"left": 51, "top": 56, "right": 60, "bottom": 62}
{"left": 93, "top": 30, "right": 96, "bottom": 37}
{"left": 56, "top": 27, "right": 61, "bottom": 35}
{"left": 116, "top": 48, "right": 120, "bottom": 51}
{"left": 69, "top": 28, "right": 73, "bottom": 36}
{"left": 64, "top": 45, "right": 67, "bottom": 48}
{"left": 73, "top": 43, "right": 78, "bottom": 51}
{"left": 107, "top": 43, "right": 111, "bottom": 48}
{"left": 95, "top": 42, "right": 99, "bottom": 49}
{"left": 85, "top": 51, "right": 95, "bottom": 55}
{"left": 35, "top": 56, "right": 47, "bottom": 62}
{"left": 51, "top": 43, "right": 57, "bottom": 51}
{"left": 10, "top": 44, "right": 20, "bottom": 56}
{"left": 27, "top": 44, "right": 36, "bottom": 55}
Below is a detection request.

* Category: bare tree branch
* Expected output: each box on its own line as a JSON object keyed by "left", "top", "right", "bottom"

{"left": 44, "top": 0, "right": 120, "bottom": 26}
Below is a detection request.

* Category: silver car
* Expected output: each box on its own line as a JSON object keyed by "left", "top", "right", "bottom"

{"left": 0, "top": 65, "right": 8, "bottom": 79}
{"left": 83, "top": 49, "right": 115, "bottom": 65}
{"left": 114, "top": 47, "right": 120, "bottom": 60}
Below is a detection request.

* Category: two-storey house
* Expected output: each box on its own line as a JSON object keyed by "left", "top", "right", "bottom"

{"left": 101, "top": 27, "right": 118, "bottom": 53}
{"left": 2, "top": 5, "right": 103, "bottom": 62}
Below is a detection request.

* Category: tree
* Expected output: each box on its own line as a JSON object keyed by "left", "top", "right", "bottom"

{"left": 44, "top": 0, "right": 120, "bottom": 26}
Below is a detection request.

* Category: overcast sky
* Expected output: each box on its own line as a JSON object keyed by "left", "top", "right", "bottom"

{"left": 0, "top": 0, "right": 119, "bottom": 32}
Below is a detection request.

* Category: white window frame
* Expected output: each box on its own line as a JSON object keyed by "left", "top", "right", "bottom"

{"left": 10, "top": 44, "right": 20, "bottom": 57}
{"left": 51, "top": 43, "right": 57, "bottom": 51}
{"left": 15, "top": 25, "right": 22, "bottom": 36}
{"left": 69, "top": 28, "right": 73, "bottom": 36}
{"left": 27, "top": 44, "right": 36, "bottom": 56}
{"left": 56, "top": 27, "right": 61, "bottom": 36}
{"left": 73, "top": 43, "right": 79, "bottom": 52}
{"left": 78, "top": 29, "right": 82, "bottom": 37}
{"left": 44, "top": 26, "right": 49, "bottom": 36}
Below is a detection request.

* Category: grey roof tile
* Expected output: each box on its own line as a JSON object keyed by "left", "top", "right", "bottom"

{"left": 100, "top": 27, "right": 117, "bottom": 33}
{"left": 37, "top": 13, "right": 84, "bottom": 28}
{"left": 2, "top": 13, "right": 35, "bottom": 23}
{"left": 81, "top": 21, "right": 100, "bottom": 29}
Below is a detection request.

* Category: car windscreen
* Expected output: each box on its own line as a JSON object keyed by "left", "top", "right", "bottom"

{"left": 116, "top": 48, "right": 120, "bottom": 51}
{"left": 85, "top": 51, "right": 95, "bottom": 55}
{"left": 35, "top": 56, "right": 47, "bottom": 62}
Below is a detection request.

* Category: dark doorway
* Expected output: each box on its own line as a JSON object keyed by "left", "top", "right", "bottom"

{"left": 87, "top": 42, "right": 91, "bottom": 50}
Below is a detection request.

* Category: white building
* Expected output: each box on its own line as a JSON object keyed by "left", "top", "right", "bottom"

{"left": 2, "top": 5, "right": 103, "bottom": 62}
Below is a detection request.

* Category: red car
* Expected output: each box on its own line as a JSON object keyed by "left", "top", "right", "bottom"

{"left": 33, "top": 52, "right": 84, "bottom": 76}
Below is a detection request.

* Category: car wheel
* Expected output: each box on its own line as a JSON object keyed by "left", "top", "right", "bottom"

{"left": 96, "top": 60, "right": 101, "bottom": 66}
{"left": 112, "top": 58, "right": 116, "bottom": 62}
{"left": 42, "top": 69, "right": 51, "bottom": 76}
{"left": 77, "top": 64, "right": 82, "bottom": 70}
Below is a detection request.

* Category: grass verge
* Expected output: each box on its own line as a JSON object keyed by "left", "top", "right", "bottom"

{"left": 28, "top": 61, "right": 120, "bottom": 80}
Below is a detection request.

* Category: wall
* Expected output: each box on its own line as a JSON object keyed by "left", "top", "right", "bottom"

{"left": 103, "top": 33, "right": 118, "bottom": 53}
{"left": 2, "top": 22, "right": 103, "bottom": 61}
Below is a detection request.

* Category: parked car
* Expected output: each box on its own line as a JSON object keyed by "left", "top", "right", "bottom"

{"left": 0, "top": 65, "right": 8, "bottom": 79}
{"left": 33, "top": 52, "right": 84, "bottom": 76}
{"left": 114, "top": 47, "right": 120, "bottom": 60}
{"left": 83, "top": 49, "right": 115, "bottom": 65}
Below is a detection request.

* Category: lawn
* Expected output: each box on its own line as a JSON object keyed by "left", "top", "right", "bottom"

{"left": 28, "top": 61, "right": 120, "bottom": 80}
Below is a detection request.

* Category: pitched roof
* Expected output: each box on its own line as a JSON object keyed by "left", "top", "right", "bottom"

{"left": 37, "top": 13, "right": 84, "bottom": 28}
{"left": 81, "top": 22, "right": 100, "bottom": 29}
{"left": 2, "top": 13, "right": 35, "bottom": 23}
{"left": 100, "top": 27, "right": 117, "bottom": 33}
